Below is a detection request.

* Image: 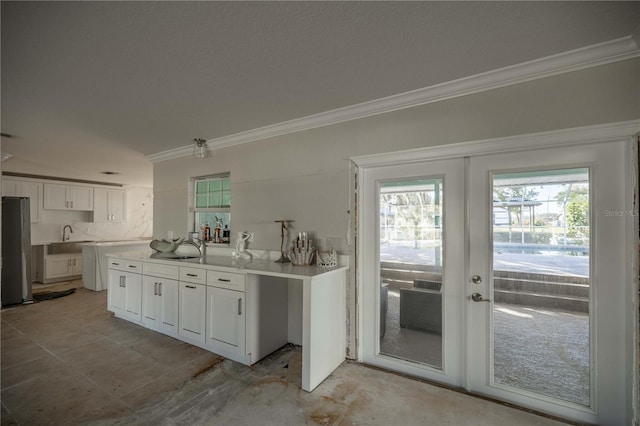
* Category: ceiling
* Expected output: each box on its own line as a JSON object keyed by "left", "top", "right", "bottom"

{"left": 2, "top": 2, "right": 639, "bottom": 187}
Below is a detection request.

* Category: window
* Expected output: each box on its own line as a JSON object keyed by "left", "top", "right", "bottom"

{"left": 192, "top": 173, "right": 231, "bottom": 243}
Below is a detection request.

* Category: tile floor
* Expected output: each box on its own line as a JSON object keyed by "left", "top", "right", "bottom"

{"left": 1, "top": 287, "right": 568, "bottom": 425}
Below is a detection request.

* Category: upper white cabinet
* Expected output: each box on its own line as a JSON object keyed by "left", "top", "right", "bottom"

{"left": 44, "top": 183, "right": 93, "bottom": 211}
{"left": 2, "top": 178, "right": 43, "bottom": 222}
{"left": 93, "top": 188, "right": 125, "bottom": 222}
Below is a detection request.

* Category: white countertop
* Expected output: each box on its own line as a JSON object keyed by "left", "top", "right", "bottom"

{"left": 107, "top": 249, "right": 348, "bottom": 280}
{"left": 33, "top": 239, "right": 151, "bottom": 246}
{"left": 82, "top": 240, "right": 151, "bottom": 247}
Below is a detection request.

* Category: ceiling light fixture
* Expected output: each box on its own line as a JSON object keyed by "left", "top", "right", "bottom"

{"left": 193, "top": 138, "right": 208, "bottom": 159}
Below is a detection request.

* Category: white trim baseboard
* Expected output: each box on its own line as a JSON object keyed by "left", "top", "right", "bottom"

{"left": 148, "top": 36, "right": 640, "bottom": 163}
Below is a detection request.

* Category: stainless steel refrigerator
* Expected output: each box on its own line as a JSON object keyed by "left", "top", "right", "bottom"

{"left": 2, "top": 196, "right": 33, "bottom": 306}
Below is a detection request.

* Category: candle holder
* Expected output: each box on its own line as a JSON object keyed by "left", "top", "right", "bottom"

{"left": 274, "top": 220, "right": 294, "bottom": 263}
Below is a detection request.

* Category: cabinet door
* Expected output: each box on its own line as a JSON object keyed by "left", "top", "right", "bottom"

{"left": 71, "top": 255, "right": 83, "bottom": 275}
{"left": 68, "top": 185, "right": 93, "bottom": 210}
{"left": 107, "top": 270, "right": 126, "bottom": 315}
{"left": 141, "top": 275, "right": 160, "bottom": 329}
{"left": 2, "top": 179, "right": 43, "bottom": 222}
{"left": 43, "top": 184, "right": 68, "bottom": 209}
{"left": 2, "top": 179, "right": 19, "bottom": 196}
{"left": 108, "top": 189, "right": 125, "bottom": 222}
{"left": 179, "top": 282, "right": 206, "bottom": 344}
{"left": 45, "top": 256, "right": 72, "bottom": 279}
{"left": 123, "top": 272, "right": 142, "bottom": 322}
{"left": 93, "top": 188, "right": 109, "bottom": 222}
{"left": 94, "top": 188, "right": 125, "bottom": 222}
{"left": 206, "top": 287, "right": 245, "bottom": 351}
{"left": 159, "top": 279, "right": 179, "bottom": 335}
{"left": 22, "top": 181, "right": 43, "bottom": 222}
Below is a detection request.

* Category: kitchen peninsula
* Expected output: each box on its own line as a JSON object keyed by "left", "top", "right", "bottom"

{"left": 107, "top": 250, "right": 348, "bottom": 392}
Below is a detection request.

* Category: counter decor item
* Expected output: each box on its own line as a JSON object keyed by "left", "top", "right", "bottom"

{"left": 274, "top": 219, "right": 294, "bottom": 263}
{"left": 289, "top": 232, "right": 314, "bottom": 266}
{"left": 233, "top": 231, "right": 252, "bottom": 260}
{"left": 316, "top": 250, "right": 337, "bottom": 268}
{"left": 150, "top": 237, "right": 184, "bottom": 253}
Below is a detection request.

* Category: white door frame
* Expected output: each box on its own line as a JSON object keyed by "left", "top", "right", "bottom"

{"left": 467, "top": 142, "right": 627, "bottom": 424}
{"left": 358, "top": 158, "right": 466, "bottom": 386}
{"left": 352, "top": 120, "right": 640, "bottom": 423}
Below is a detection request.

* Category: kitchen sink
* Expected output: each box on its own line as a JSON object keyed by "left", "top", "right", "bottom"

{"left": 47, "top": 241, "right": 93, "bottom": 255}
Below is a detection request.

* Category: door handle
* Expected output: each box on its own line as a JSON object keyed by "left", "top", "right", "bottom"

{"left": 471, "top": 275, "right": 482, "bottom": 284}
{"left": 471, "top": 292, "right": 491, "bottom": 303}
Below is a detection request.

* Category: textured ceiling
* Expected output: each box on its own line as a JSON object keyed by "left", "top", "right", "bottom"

{"left": 2, "top": 2, "right": 639, "bottom": 187}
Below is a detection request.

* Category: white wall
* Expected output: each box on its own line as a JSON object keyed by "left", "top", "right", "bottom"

{"left": 32, "top": 186, "right": 153, "bottom": 243}
{"left": 153, "top": 59, "right": 640, "bottom": 251}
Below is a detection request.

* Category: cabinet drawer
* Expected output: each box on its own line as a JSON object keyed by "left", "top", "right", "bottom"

{"left": 144, "top": 262, "right": 179, "bottom": 280}
{"left": 108, "top": 259, "right": 142, "bottom": 273}
{"left": 207, "top": 270, "right": 245, "bottom": 291}
{"left": 179, "top": 266, "right": 206, "bottom": 284}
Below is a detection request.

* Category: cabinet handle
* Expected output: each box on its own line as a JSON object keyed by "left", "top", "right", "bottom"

{"left": 112, "top": 262, "right": 120, "bottom": 266}
{"left": 120, "top": 275, "right": 125, "bottom": 287}
{"left": 217, "top": 278, "right": 231, "bottom": 282}
{"left": 158, "top": 282, "right": 162, "bottom": 296}
{"left": 185, "top": 285, "right": 197, "bottom": 289}
{"left": 186, "top": 273, "right": 198, "bottom": 277}
{"left": 128, "top": 265, "right": 137, "bottom": 269}
{"left": 238, "top": 298, "right": 242, "bottom": 315}
{"left": 154, "top": 282, "right": 158, "bottom": 296}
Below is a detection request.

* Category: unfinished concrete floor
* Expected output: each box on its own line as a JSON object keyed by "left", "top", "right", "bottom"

{"left": 1, "top": 287, "right": 567, "bottom": 425}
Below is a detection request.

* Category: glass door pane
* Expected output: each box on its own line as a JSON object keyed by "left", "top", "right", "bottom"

{"left": 491, "top": 168, "right": 590, "bottom": 406}
{"left": 379, "top": 178, "right": 444, "bottom": 369}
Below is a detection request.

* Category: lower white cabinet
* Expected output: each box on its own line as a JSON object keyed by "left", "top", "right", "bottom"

{"left": 45, "top": 254, "right": 83, "bottom": 280}
{"left": 107, "top": 257, "right": 251, "bottom": 364}
{"left": 142, "top": 275, "right": 179, "bottom": 336}
{"left": 179, "top": 281, "right": 206, "bottom": 344}
{"left": 107, "top": 269, "right": 142, "bottom": 322}
{"left": 206, "top": 286, "right": 246, "bottom": 356}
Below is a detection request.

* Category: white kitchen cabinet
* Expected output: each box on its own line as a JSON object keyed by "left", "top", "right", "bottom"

{"left": 2, "top": 178, "right": 43, "bottom": 222}
{"left": 107, "top": 259, "right": 143, "bottom": 322}
{"left": 44, "top": 183, "right": 93, "bottom": 211}
{"left": 206, "top": 286, "right": 245, "bottom": 355}
{"left": 108, "top": 269, "right": 126, "bottom": 316}
{"left": 44, "top": 254, "right": 83, "bottom": 280}
{"left": 123, "top": 271, "right": 142, "bottom": 322}
{"left": 179, "top": 281, "right": 206, "bottom": 344}
{"left": 106, "top": 253, "right": 348, "bottom": 393}
{"left": 142, "top": 275, "right": 179, "bottom": 336}
{"left": 93, "top": 188, "right": 125, "bottom": 222}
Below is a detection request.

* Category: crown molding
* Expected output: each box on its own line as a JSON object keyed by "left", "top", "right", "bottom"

{"left": 352, "top": 120, "right": 640, "bottom": 168}
{"left": 147, "top": 36, "right": 640, "bottom": 164}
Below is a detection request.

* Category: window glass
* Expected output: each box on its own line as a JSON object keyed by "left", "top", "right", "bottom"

{"left": 192, "top": 173, "right": 231, "bottom": 243}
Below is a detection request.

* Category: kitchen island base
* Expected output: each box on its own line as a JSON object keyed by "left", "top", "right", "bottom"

{"left": 107, "top": 251, "right": 347, "bottom": 392}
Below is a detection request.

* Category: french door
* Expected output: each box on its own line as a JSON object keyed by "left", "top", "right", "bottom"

{"left": 358, "top": 140, "right": 632, "bottom": 424}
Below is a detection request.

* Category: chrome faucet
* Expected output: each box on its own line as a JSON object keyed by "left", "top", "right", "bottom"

{"left": 62, "top": 225, "right": 73, "bottom": 241}
{"left": 185, "top": 237, "right": 207, "bottom": 257}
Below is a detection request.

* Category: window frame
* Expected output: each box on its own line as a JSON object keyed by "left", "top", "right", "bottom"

{"left": 189, "top": 173, "right": 231, "bottom": 240}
